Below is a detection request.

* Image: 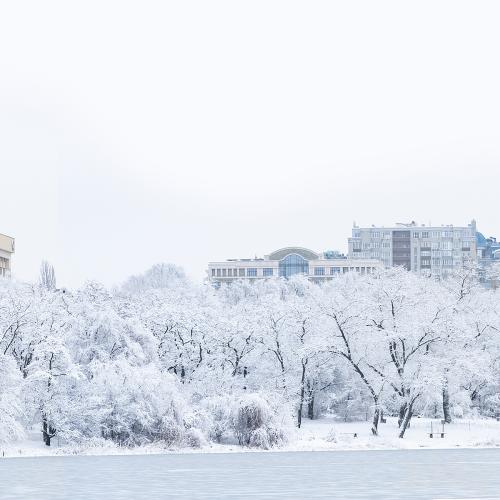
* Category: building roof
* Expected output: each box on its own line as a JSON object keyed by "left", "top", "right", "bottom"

{"left": 267, "top": 247, "right": 320, "bottom": 261}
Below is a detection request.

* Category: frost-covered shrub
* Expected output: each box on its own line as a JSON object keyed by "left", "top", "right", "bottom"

{"left": 248, "top": 427, "right": 270, "bottom": 449}
{"left": 183, "top": 427, "right": 207, "bottom": 448}
{"left": 231, "top": 394, "right": 290, "bottom": 449}
{"left": 96, "top": 362, "right": 187, "bottom": 447}
{"left": 201, "top": 395, "right": 233, "bottom": 443}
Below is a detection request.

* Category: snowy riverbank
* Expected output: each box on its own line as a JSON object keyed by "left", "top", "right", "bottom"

{"left": 3, "top": 417, "right": 499, "bottom": 459}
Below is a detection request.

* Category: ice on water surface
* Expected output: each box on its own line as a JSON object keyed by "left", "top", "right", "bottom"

{"left": 1, "top": 449, "right": 500, "bottom": 500}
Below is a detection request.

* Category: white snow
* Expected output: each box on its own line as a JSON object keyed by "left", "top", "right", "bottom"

{"left": 2, "top": 417, "right": 499, "bottom": 459}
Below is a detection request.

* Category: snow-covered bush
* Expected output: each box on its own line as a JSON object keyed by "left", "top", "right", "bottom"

{"left": 183, "top": 427, "right": 207, "bottom": 448}
{"left": 201, "top": 395, "right": 233, "bottom": 443}
{"left": 95, "top": 362, "right": 187, "bottom": 446}
{"left": 230, "top": 394, "right": 290, "bottom": 449}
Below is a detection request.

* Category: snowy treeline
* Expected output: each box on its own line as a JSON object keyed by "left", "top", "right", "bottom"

{"left": 0, "top": 264, "right": 499, "bottom": 448}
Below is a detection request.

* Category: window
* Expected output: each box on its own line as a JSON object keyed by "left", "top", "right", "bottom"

{"left": 413, "top": 232, "right": 420, "bottom": 238}
{"left": 228, "top": 269, "right": 233, "bottom": 277}
{"left": 314, "top": 267, "right": 325, "bottom": 276}
{"left": 263, "top": 268, "right": 273, "bottom": 277}
{"left": 247, "top": 268, "right": 257, "bottom": 277}
{"left": 222, "top": 269, "right": 227, "bottom": 277}
{"left": 330, "top": 267, "right": 341, "bottom": 274}
{"left": 372, "top": 232, "right": 380, "bottom": 238}
{"left": 279, "top": 254, "right": 309, "bottom": 278}
{"left": 217, "top": 269, "right": 221, "bottom": 277}
{"left": 211, "top": 269, "right": 216, "bottom": 277}
{"left": 422, "top": 231, "right": 429, "bottom": 238}
{"left": 343, "top": 267, "right": 349, "bottom": 273}
{"left": 239, "top": 268, "right": 245, "bottom": 277}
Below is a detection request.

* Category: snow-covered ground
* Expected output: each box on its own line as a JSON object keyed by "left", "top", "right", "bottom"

{"left": 293, "top": 416, "right": 500, "bottom": 451}
{"left": 2, "top": 416, "right": 499, "bottom": 459}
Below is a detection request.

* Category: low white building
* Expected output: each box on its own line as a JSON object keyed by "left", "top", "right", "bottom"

{"left": 0, "top": 233, "right": 15, "bottom": 278}
{"left": 208, "top": 247, "right": 383, "bottom": 284}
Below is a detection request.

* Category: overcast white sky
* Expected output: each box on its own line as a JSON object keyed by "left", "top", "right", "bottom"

{"left": 1, "top": 1, "right": 498, "bottom": 288}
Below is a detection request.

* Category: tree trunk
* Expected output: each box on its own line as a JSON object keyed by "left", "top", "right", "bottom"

{"left": 442, "top": 386, "right": 452, "bottom": 424}
{"left": 42, "top": 416, "right": 56, "bottom": 446}
{"left": 371, "top": 400, "right": 380, "bottom": 436}
{"left": 398, "top": 401, "right": 415, "bottom": 438}
{"left": 297, "top": 361, "right": 307, "bottom": 428}
{"left": 307, "top": 392, "right": 315, "bottom": 420}
{"left": 398, "top": 402, "right": 407, "bottom": 428}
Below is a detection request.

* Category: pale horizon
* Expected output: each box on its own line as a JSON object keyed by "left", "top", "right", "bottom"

{"left": 1, "top": 1, "right": 499, "bottom": 288}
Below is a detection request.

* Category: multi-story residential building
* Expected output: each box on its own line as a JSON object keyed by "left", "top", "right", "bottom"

{"left": 208, "top": 247, "right": 383, "bottom": 285}
{"left": 477, "top": 232, "right": 500, "bottom": 288}
{"left": 477, "top": 232, "right": 500, "bottom": 264}
{"left": 348, "top": 220, "right": 478, "bottom": 279}
{"left": 0, "top": 233, "right": 15, "bottom": 278}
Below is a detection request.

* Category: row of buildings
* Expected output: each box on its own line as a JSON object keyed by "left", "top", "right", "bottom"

{"left": 0, "top": 233, "right": 15, "bottom": 278}
{"left": 208, "top": 220, "right": 500, "bottom": 285}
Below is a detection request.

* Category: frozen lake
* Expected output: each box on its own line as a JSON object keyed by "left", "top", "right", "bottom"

{"left": 1, "top": 448, "right": 499, "bottom": 499}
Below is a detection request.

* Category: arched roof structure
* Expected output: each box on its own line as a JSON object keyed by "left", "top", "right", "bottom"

{"left": 268, "top": 247, "right": 319, "bottom": 261}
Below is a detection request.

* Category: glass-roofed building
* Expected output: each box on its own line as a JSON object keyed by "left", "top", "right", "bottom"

{"left": 208, "top": 247, "right": 383, "bottom": 285}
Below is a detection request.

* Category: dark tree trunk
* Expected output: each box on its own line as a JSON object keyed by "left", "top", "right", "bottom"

{"left": 307, "top": 395, "right": 315, "bottom": 420}
{"left": 442, "top": 386, "right": 452, "bottom": 424}
{"left": 42, "top": 416, "right": 56, "bottom": 446}
{"left": 398, "top": 400, "right": 415, "bottom": 439}
{"left": 398, "top": 402, "right": 407, "bottom": 428}
{"left": 297, "top": 361, "right": 307, "bottom": 428}
{"left": 371, "top": 400, "right": 380, "bottom": 436}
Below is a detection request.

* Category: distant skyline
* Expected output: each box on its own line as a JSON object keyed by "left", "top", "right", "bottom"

{"left": 1, "top": 1, "right": 499, "bottom": 288}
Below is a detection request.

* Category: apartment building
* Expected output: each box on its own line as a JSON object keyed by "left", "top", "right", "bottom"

{"left": 477, "top": 232, "right": 500, "bottom": 288}
{"left": 208, "top": 247, "right": 383, "bottom": 285}
{"left": 0, "top": 233, "right": 15, "bottom": 278}
{"left": 348, "top": 220, "right": 478, "bottom": 279}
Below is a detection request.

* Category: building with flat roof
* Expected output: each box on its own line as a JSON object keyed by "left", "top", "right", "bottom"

{"left": 348, "top": 220, "right": 478, "bottom": 279}
{"left": 208, "top": 247, "right": 383, "bottom": 285}
{"left": 0, "top": 233, "right": 15, "bottom": 278}
{"left": 477, "top": 232, "right": 500, "bottom": 288}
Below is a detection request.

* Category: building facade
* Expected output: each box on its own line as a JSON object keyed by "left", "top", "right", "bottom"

{"left": 0, "top": 233, "right": 15, "bottom": 278}
{"left": 348, "top": 220, "right": 478, "bottom": 279}
{"left": 208, "top": 247, "right": 383, "bottom": 285}
{"left": 477, "top": 232, "right": 500, "bottom": 288}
